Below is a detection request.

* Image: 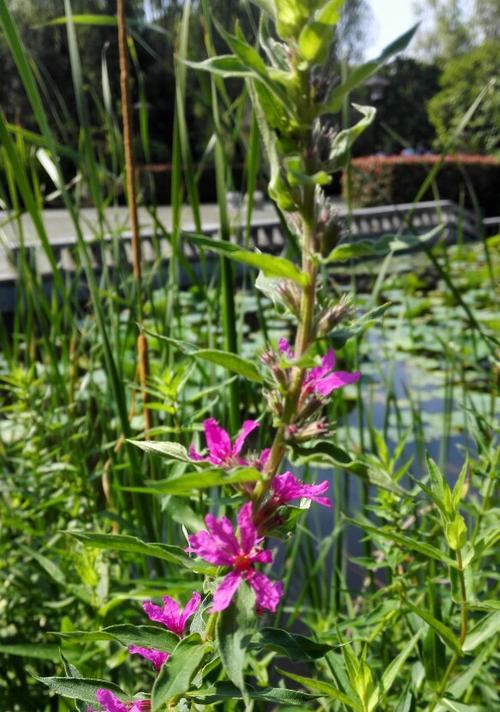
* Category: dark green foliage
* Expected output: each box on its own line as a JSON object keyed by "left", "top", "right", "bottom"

{"left": 428, "top": 41, "right": 500, "bottom": 155}
{"left": 353, "top": 57, "right": 440, "bottom": 155}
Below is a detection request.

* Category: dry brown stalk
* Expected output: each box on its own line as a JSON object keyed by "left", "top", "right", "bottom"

{"left": 116, "top": 0, "right": 151, "bottom": 433}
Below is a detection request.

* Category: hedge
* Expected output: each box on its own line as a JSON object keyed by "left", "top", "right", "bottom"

{"left": 343, "top": 154, "right": 500, "bottom": 217}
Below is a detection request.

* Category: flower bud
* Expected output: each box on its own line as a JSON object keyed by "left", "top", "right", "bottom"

{"left": 317, "top": 295, "right": 354, "bottom": 335}
{"left": 276, "top": 281, "right": 302, "bottom": 317}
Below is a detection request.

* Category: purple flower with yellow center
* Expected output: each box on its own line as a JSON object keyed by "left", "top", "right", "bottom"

{"left": 142, "top": 591, "right": 201, "bottom": 636}
{"left": 189, "top": 418, "right": 269, "bottom": 469}
{"left": 186, "top": 502, "right": 283, "bottom": 613}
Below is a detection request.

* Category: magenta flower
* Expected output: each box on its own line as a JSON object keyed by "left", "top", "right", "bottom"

{"left": 303, "top": 348, "right": 360, "bottom": 397}
{"left": 92, "top": 690, "right": 149, "bottom": 712}
{"left": 271, "top": 471, "right": 331, "bottom": 508}
{"left": 186, "top": 502, "right": 283, "bottom": 613}
{"left": 279, "top": 340, "right": 360, "bottom": 397}
{"left": 189, "top": 418, "right": 266, "bottom": 468}
{"left": 128, "top": 645, "right": 169, "bottom": 672}
{"left": 142, "top": 591, "right": 201, "bottom": 636}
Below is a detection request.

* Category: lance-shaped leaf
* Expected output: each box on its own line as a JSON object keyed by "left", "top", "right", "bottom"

{"left": 298, "top": 0, "right": 345, "bottom": 64}
{"left": 184, "top": 232, "right": 308, "bottom": 284}
{"left": 327, "top": 104, "right": 376, "bottom": 170}
{"left": 194, "top": 349, "right": 263, "bottom": 382}
{"left": 128, "top": 440, "right": 191, "bottom": 462}
{"left": 319, "top": 25, "right": 419, "bottom": 114}
{"left": 152, "top": 634, "right": 209, "bottom": 710}
{"left": 278, "top": 669, "right": 361, "bottom": 711}
{"left": 123, "top": 467, "right": 262, "bottom": 496}
{"left": 405, "top": 600, "right": 462, "bottom": 654}
{"left": 217, "top": 584, "right": 256, "bottom": 701}
{"left": 65, "top": 532, "right": 215, "bottom": 573}
{"left": 35, "top": 677, "right": 126, "bottom": 705}
{"left": 253, "top": 627, "right": 333, "bottom": 661}
{"left": 184, "top": 55, "right": 255, "bottom": 78}
{"left": 367, "top": 630, "right": 423, "bottom": 710}
{"left": 54, "top": 625, "right": 179, "bottom": 653}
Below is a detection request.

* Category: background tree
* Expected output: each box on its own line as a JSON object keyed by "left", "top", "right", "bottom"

{"left": 413, "top": 0, "right": 471, "bottom": 61}
{"left": 353, "top": 57, "right": 440, "bottom": 155}
{"left": 428, "top": 41, "right": 499, "bottom": 154}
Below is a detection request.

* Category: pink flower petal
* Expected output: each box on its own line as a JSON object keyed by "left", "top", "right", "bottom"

{"left": 95, "top": 690, "right": 128, "bottom": 712}
{"left": 314, "top": 370, "right": 361, "bottom": 397}
{"left": 178, "top": 591, "right": 202, "bottom": 632}
{"left": 252, "top": 549, "right": 273, "bottom": 564}
{"left": 186, "top": 530, "right": 234, "bottom": 566}
{"left": 233, "top": 420, "right": 259, "bottom": 456}
{"left": 210, "top": 571, "right": 242, "bottom": 612}
{"left": 188, "top": 445, "right": 204, "bottom": 461}
{"left": 128, "top": 645, "right": 169, "bottom": 671}
{"left": 205, "top": 513, "right": 240, "bottom": 555}
{"left": 204, "top": 418, "right": 232, "bottom": 464}
{"left": 237, "top": 502, "right": 257, "bottom": 554}
{"left": 278, "top": 337, "right": 291, "bottom": 354}
{"left": 258, "top": 448, "right": 271, "bottom": 469}
{"left": 248, "top": 571, "right": 283, "bottom": 613}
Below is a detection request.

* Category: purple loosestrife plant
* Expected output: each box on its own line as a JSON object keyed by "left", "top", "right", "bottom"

{"left": 45, "top": 2, "right": 418, "bottom": 710}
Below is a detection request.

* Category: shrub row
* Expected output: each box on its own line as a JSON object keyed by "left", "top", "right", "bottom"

{"left": 343, "top": 154, "right": 500, "bottom": 216}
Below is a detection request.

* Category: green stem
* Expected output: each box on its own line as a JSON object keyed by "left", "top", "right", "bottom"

{"left": 428, "top": 548, "right": 468, "bottom": 711}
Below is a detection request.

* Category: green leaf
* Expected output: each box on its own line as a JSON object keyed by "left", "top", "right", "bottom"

{"left": 347, "top": 520, "right": 456, "bottom": 568}
{"left": 128, "top": 440, "right": 191, "bottom": 462}
{"left": 463, "top": 611, "right": 500, "bottom": 652}
{"left": 124, "top": 467, "right": 262, "bottom": 496}
{"left": 325, "top": 240, "right": 382, "bottom": 262}
{"left": 152, "top": 634, "right": 208, "bottom": 710}
{"left": 298, "top": 1, "right": 344, "bottom": 64}
{"left": 194, "top": 349, "right": 263, "bottom": 383}
{"left": 217, "top": 583, "right": 256, "bottom": 699}
{"left": 405, "top": 601, "right": 461, "bottom": 654}
{"left": 254, "top": 627, "right": 332, "bottom": 661}
{"left": 292, "top": 443, "right": 405, "bottom": 495}
{"left": 275, "top": 0, "right": 308, "bottom": 39}
{"left": 185, "top": 232, "right": 308, "bottom": 285}
{"left": 321, "top": 25, "right": 419, "bottom": 113}
{"left": 327, "top": 104, "right": 376, "bottom": 170}
{"left": 0, "top": 643, "right": 60, "bottom": 661}
{"left": 189, "top": 681, "right": 317, "bottom": 705}
{"left": 54, "top": 625, "right": 179, "bottom": 653}
{"left": 278, "top": 668, "right": 361, "bottom": 711}
{"left": 36, "top": 677, "right": 126, "bottom": 704}
{"left": 367, "top": 631, "right": 422, "bottom": 710}
{"left": 65, "top": 531, "right": 209, "bottom": 570}
{"left": 184, "top": 54, "right": 255, "bottom": 78}
{"left": 445, "top": 514, "right": 467, "bottom": 551}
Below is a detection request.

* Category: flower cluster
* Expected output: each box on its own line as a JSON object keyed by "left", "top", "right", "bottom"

{"left": 88, "top": 337, "right": 361, "bottom": 709}
{"left": 262, "top": 341, "right": 360, "bottom": 440}
{"left": 88, "top": 592, "right": 200, "bottom": 711}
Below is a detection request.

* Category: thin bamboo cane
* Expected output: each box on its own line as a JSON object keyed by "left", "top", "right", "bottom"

{"left": 116, "top": 0, "right": 151, "bottom": 433}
